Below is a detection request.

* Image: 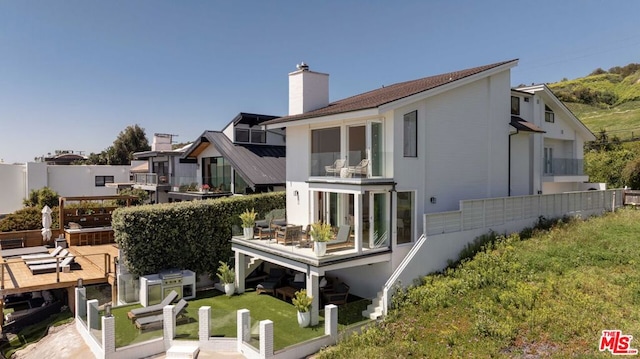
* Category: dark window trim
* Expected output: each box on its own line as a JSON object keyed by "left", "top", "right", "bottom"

{"left": 95, "top": 175, "right": 115, "bottom": 187}
{"left": 511, "top": 96, "right": 520, "bottom": 115}
{"left": 403, "top": 111, "right": 417, "bottom": 158}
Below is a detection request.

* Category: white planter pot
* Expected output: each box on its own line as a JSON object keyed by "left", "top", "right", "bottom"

{"left": 243, "top": 227, "right": 254, "bottom": 239}
{"left": 314, "top": 242, "right": 327, "bottom": 257}
{"left": 297, "top": 311, "right": 311, "bottom": 328}
{"left": 224, "top": 283, "right": 235, "bottom": 296}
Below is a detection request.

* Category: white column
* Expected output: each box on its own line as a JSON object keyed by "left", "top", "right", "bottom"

{"left": 87, "top": 299, "right": 99, "bottom": 330}
{"left": 235, "top": 252, "right": 246, "bottom": 293}
{"left": 75, "top": 287, "right": 86, "bottom": 320}
{"left": 306, "top": 273, "right": 320, "bottom": 326}
{"left": 260, "top": 320, "right": 274, "bottom": 359}
{"left": 354, "top": 193, "right": 362, "bottom": 253}
{"left": 237, "top": 309, "right": 250, "bottom": 351}
{"left": 163, "top": 305, "right": 176, "bottom": 350}
{"left": 102, "top": 315, "right": 116, "bottom": 356}
{"left": 199, "top": 306, "right": 211, "bottom": 343}
{"left": 324, "top": 304, "right": 338, "bottom": 341}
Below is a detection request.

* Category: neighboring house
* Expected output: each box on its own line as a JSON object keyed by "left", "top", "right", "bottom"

{"left": 231, "top": 60, "right": 603, "bottom": 325}
{"left": 0, "top": 162, "right": 130, "bottom": 215}
{"left": 510, "top": 85, "right": 597, "bottom": 195}
{"left": 131, "top": 133, "right": 197, "bottom": 204}
{"left": 39, "top": 150, "right": 87, "bottom": 165}
{"left": 177, "top": 112, "right": 286, "bottom": 200}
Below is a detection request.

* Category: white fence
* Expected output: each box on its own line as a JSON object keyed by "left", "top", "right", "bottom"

{"left": 74, "top": 287, "right": 339, "bottom": 359}
{"left": 424, "top": 189, "right": 622, "bottom": 236}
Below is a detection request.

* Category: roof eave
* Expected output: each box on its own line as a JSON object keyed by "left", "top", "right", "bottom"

{"left": 265, "top": 108, "right": 381, "bottom": 130}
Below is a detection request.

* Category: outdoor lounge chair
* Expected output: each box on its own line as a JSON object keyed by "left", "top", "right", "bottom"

{"left": 28, "top": 256, "right": 75, "bottom": 275}
{"left": 347, "top": 159, "right": 369, "bottom": 177}
{"left": 134, "top": 298, "right": 189, "bottom": 331}
{"left": 322, "top": 281, "right": 350, "bottom": 305}
{"left": 127, "top": 290, "right": 179, "bottom": 322}
{"left": 275, "top": 225, "right": 302, "bottom": 245}
{"left": 325, "top": 159, "right": 346, "bottom": 176}
{"left": 23, "top": 249, "right": 70, "bottom": 264}
{"left": 326, "top": 225, "right": 351, "bottom": 249}
{"left": 21, "top": 246, "right": 64, "bottom": 261}
{"left": 256, "top": 267, "right": 286, "bottom": 295}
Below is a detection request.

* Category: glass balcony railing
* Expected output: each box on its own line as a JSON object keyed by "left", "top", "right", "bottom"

{"left": 133, "top": 173, "right": 167, "bottom": 185}
{"left": 310, "top": 151, "right": 387, "bottom": 178}
{"left": 544, "top": 158, "right": 585, "bottom": 176}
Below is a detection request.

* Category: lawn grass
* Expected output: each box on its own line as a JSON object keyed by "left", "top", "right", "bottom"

{"left": 112, "top": 289, "right": 370, "bottom": 351}
{"left": 316, "top": 209, "right": 640, "bottom": 358}
{"left": 0, "top": 310, "right": 74, "bottom": 358}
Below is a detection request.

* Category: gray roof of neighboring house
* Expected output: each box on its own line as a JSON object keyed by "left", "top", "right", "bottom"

{"left": 183, "top": 131, "right": 285, "bottom": 188}
{"left": 264, "top": 59, "right": 518, "bottom": 125}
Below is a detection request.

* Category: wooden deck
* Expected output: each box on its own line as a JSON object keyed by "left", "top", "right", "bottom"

{"left": 0, "top": 244, "right": 119, "bottom": 295}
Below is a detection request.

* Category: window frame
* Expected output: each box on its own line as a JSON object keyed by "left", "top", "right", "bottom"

{"left": 235, "top": 128, "right": 249, "bottom": 143}
{"left": 544, "top": 105, "right": 555, "bottom": 123}
{"left": 250, "top": 129, "right": 266, "bottom": 144}
{"left": 511, "top": 96, "right": 520, "bottom": 115}
{"left": 95, "top": 175, "right": 115, "bottom": 187}
{"left": 403, "top": 111, "right": 417, "bottom": 158}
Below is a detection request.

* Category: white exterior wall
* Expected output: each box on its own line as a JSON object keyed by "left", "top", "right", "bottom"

{"left": 419, "top": 71, "right": 510, "bottom": 213}
{"left": 510, "top": 132, "right": 533, "bottom": 196}
{"left": 285, "top": 125, "right": 310, "bottom": 226}
{"left": 0, "top": 163, "right": 129, "bottom": 214}
{"left": 0, "top": 163, "right": 26, "bottom": 215}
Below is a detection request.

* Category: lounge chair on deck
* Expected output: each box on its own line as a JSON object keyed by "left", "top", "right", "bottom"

{"left": 28, "top": 256, "right": 75, "bottom": 275}
{"left": 21, "top": 246, "right": 64, "bottom": 261}
{"left": 326, "top": 225, "right": 351, "bottom": 249}
{"left": 23, "top": 249, "right": 70, "bottom": 264}
{"left": 275, "top": 225, "right": 302, "bottom": 245}
{"left": 127, "top": 290, "right": 179, "bottom": 322}
{"left": 325, "top": 159, "right": 346, "bottom": 176}
{"left": 134, "top": 298, "right": 189, "bottom": 330}
{"left": 256, "top": 268, "right": 285, "bottom": 295}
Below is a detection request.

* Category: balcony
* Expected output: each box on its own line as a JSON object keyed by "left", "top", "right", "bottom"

{"left": 309, "top": 151, "right": 391, "bottom": 184}
{"left": 543, "top": 158, "right": 588, "bottom": 182}
{"left": 133, "top": 173, "right": 170, "bottom": 186}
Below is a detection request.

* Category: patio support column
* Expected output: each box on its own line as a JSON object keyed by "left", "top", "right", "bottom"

{"left": 354, "top": 193, "right": 363, "bottom": 253}
{"left": 237, "top": 309, "right": 250, "bottom": 351}
{"left": 163, "top": 304, "right": 176, "bottom": 350}
{"left": 260, "top": 320, "right": 274, "bottom": 358}
{"left": 199, "top": 306, "right": 211, "bottom": 342}
{"left": 235, "top": 252, "right": 246, "bottom": 294}
{"left": 306, "top": 273, "right": 320, "bottom": 326}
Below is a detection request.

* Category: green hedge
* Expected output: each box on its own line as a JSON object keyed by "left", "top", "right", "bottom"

{"left": 111, "top": 192, "right": 285, "bottom": 277}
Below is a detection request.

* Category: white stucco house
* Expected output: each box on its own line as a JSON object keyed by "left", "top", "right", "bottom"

{"left": 230, "top": 60, "right": 606, "bottom": 325}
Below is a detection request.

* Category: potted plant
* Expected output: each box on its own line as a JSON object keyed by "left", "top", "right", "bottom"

{"left": 310, "top": 222, "right": 332, "bottom": 256}
{"left": 292, "top": 289, "right": 312, "bottom": 327}
{"left": 216, "top": 261, "right": 235, "bottom": 296}
{"left": 201, "top": 184, "right": 210, "bottom": 193}
{"left": 239, "top": 208, "right": 257, "bottom": 239}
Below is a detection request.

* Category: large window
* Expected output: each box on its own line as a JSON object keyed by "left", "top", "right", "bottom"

{"left": 545, "top": 105, "right": 555, "bottom": 123}
{"left": 95, "top": 176, "right": 114, "bottom": 187}
{"left": 311, "top": 127, "right": 341, "bottom": 176}
{"left": 251, "top": 130, "right": 266, "bottom": 143}
{"left": 403, "top": 111, "right": 417, "bottom": 157}
{"left": 235, "top": 128, "right": 266, "bottom": 143}
{"left": 544, "top": 147, "right": 553, "bottom": 174}
{"left": 234, "top": 172, "right": 250, "bottom": 194}
{"left": 396, "top": 192, "right": 414, "bottom": 244}
{"left": 203, "top": 157, "right": 231, "bottom": 191}
{"left": 511, "top": 96, "right": 520, "bottom": 115}
{"left": 235, "top": 129, "right": 249, "bottom": 142}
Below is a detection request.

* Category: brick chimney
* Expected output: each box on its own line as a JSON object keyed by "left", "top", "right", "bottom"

{"left": 288, "top": 62, "right": 329, "bottom": 116}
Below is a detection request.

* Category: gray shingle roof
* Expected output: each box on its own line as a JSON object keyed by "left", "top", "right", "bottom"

{"left": 264, "top": 59, "right": 518, "bottom": 125}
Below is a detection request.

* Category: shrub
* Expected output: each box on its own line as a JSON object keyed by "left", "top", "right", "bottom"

{"left": 0, "top": 207, "right": 60, "bottom": 232}
{"left": 292, "top": 289, "right": 313, "bottom": 312}
{"left": 216, "top": 261, "right": 235, "bottom": 284}
{"left": 111, "top": 192, "right": 285, "bottom": 276}
{"left": 22, "top": 187, "right": 59, "bottom": 209}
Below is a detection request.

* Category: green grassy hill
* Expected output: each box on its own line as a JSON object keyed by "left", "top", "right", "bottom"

{"left": 548, "top": 64, "right": 640, "bottom": 140}
{"left": 318, "top": 209, "right": 640, "bottom": 358}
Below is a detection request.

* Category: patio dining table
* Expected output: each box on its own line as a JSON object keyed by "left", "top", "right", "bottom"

{"left": 1, "top": 246, "right": 49, "bottom": 259}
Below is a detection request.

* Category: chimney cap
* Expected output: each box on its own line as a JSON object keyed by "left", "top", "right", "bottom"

{"left": 296, "top": 62, "right": 309, "bottom": 71}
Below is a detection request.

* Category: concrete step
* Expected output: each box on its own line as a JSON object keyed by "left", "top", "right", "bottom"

{"left": 166, "top": 343, "right": 200, "bottom": 359}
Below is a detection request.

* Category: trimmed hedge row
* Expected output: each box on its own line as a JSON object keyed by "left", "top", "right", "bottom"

{"left": 112, "top": 192, "right": 285, "bottom": 277}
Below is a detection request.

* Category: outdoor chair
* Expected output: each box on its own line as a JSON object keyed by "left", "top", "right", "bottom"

{"left": 23, "top": 248, "right": 70, "bottom": 264}
{"left": 254, "top": 209, "right": 287, "bottom": 240}
{"left": 326, "top": 224, "right": 352, "bottom": 249}
{"left": 325, "top": 159, "right": 346, "bottom": 176}
{"left": 256, "top": 267, "right": 286, "bottom": 295}
{"left": 322, "top": 281, "right": 350, "bottom": 305}
{"left": 275, "top": 225, "right": 302, "bottom": 245}
{"left": 134, "top": 298, "right": 189, "bottom": 331}
{"left": 28, "top": 256, "right": 75, "bottom": 275}
{"left": 348, "top": 159, "right": 369, "bottom": 177}
{"left": 127, "top": 290, "right": 179, "bottom": 322}
{"left": 21, "top": 246, "right": 64, "bottom": 261}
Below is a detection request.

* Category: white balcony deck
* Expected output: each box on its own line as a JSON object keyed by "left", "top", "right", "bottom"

{"left": 231, "top": 236, "right": 391, "bottom": 270}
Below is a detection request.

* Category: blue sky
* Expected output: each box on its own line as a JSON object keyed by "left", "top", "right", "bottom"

{"left": 1, "top": 0, "right": 638, "bottom": 164}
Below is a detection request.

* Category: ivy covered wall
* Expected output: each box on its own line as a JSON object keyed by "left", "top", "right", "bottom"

{"left": 112, "top": 192, "right": 285, "bottom": 276}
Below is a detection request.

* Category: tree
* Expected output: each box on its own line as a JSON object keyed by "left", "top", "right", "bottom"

{"left": 116, "top": 188, "right": 149, "bottom": 206}
{"left": 23, "top": 187, "right": 60, "bottom": 208}
{"left": 109, "top": 125, "right": 151, "bottom": 165}
{"left": 622, "top": 157, "right": 640, "bottom": 189}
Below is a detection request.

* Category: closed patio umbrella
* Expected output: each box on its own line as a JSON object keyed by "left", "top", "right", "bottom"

{"left": 41, "top": 205, "right": 52, "bottom": 243}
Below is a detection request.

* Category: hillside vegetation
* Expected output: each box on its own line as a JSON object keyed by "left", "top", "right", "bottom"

{"left": 548, "top": 64, "right": 640, "bottom": 140}
{"left": 319, "top": 209, "right": 640, "bottom": 358}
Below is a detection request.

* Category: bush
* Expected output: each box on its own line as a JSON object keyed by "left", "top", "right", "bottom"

{"left": 0, "top": 207, "right": 60, "bottom": 232}
{"left": 22, "top": 187, "right": 59, "bottom": 209}
{"left": 111, "top": 192, "right": 285, "bottom": 276}
{"left": 622, "top": 157, "right": 640, "bottom": 189}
